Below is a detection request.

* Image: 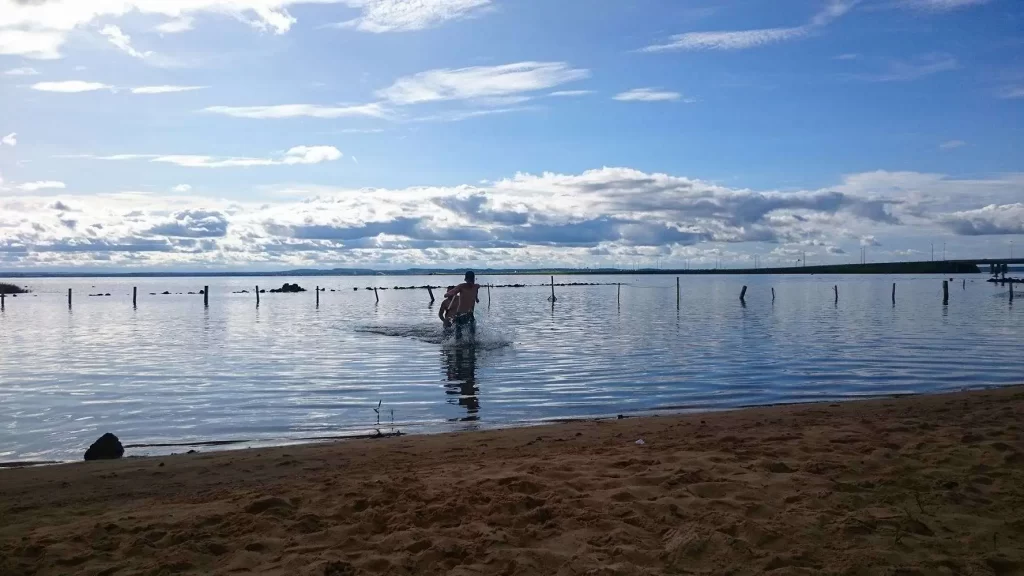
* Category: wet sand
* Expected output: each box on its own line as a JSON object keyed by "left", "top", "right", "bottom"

{"left": 2, "top": 386, "right": 1023, "bottom": 576}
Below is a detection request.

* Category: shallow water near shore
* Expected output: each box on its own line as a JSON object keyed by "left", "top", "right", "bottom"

{"left": 0, "top": 273, "right": 1020, "bottom": 461}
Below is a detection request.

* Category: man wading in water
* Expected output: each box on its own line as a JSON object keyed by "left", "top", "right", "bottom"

{"left": 438, "top": 286, "right": 457, "bottom": 340}
{"left": 445, "top": 271, "right": 480, "bottom": 341}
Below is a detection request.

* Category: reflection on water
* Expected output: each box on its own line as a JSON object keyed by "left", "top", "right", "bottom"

{"left": 0, "top": 273, "right": 1021, "bottom": 461}
{"left": 443, "top": 346, "right": 479, "bottom": 421}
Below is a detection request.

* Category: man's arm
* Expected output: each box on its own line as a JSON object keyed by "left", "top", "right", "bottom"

{"left": 445, "top": 283, "right": 464, "bottom": 299}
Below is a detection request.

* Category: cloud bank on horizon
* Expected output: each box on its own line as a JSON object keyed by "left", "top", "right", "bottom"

{"left": 0, "top": 0, "right": 1021, "bottom": 270}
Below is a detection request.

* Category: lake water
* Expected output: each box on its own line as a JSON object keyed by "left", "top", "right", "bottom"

{"left": 0, "top": 273, "right": 1020, "bottom": 462}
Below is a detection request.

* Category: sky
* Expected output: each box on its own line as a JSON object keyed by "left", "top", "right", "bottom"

{"left": 0, "top": 0, "right": 1022, "bottom": 272}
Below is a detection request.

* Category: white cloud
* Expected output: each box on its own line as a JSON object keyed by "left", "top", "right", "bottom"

{"left": 941, "top": 203, "right": 1024, "bottom": 235}
{"left": 172, "top": 184, "right": 193, "bottom": 193}
{"left": 613, "top": 88, "right": 683, "bottom": 102}
{"left": 204, "top": 61, "right": 587, "bottom": 125}
{"left": 29, "top": 81, "right": 207, "bottom": 95}
{"left": 847, "top": 54, "right": 958, "bottom": 82}
{"left": 644, "top": 27, "right": 808, "bottom": 52}
{"left": 30, "top": 80, "right": 112, "bottom": 93}
{"left": 833, "top": 170, "right": 1024, "bottom": 214}
{"left": 411, "top": 106, "right": 532, "bottom": 123}
{"left": 999, "top": 87, "right": 1024, "bottom": 99}
{"left": 336, "top": 128, "right": 385, "bottom": 134}
{"left": 280, "top": 145, "right": 342, "bottom": 164}
{"left": 99, "top": 24, "right": 152, "bottom": 60}
{"left": 0, "top": 0, "right": 341, "bottom": 59}
{"left": 835, "top": 53, "right": 860, "bottom": 60}
{"left": 18, "top": 181, "right": 66, "bottom": 192}
{"left": 156, "top": 17, "right": 194, "bottom": 34}
{"left": 328, "top": 0, "right": 491, "bottom": 32}
{"left": 0, "top": 29, "right": 66, "bottom": 59}
{"left": 377, "top": 62, "right": 589, "bottom": 105}
{"left": 549, "top": 90, "right": 594, "bottom": 97}
{"left": 203, "top": 103, "right": 389, "bottom": 119}
{"left": 1, "top": 133, "right": 15, "bottom": 147}
{"left": 939, "top": 140, "right": 966, "bottom": 150}
{"left": 87, "top": 145, "right": 342, "bottom": 168}
{"left": 131, "top": 85, "right": 206, "bottom": 94}
{"left": 4, "top": 66, "right": 40, "bottom": 76}
{"left": 642, "top": 0, "right": 856, "bottom": 52}
{"left": 900, "top": 0, "right": 991, "bottom": 10}
{"left": 1, "top": 166, "right": 1021, "bottom": 269}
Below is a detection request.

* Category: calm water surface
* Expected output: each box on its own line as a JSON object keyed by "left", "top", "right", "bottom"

{"left": 0, "top": 274, "right": 1020, "bottom": 461}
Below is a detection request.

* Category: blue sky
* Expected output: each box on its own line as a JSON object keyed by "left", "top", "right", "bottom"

{"left": 1, "top": 0, "right": 1022, "bottom": 271}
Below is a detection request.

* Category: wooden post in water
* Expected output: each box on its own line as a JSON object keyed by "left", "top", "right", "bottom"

{"left": 943, "top": 280, "right": 949, "bottom": 305}
{"left": 68, "top": 288, "right": 72, "bottom": 309}
{"left": 427, "top": 286, "right": 435, "bottom": 305}
{"left": 374, "top": 287, "right": 379, "bottom": 303}
{"left": 617, "top": 283, "right": 621, "bottom": 305}
{"left": 487, "top": 284, "right": 491, "bottom": 307}
{"left": 316, "top": 286, "right": 319, "bottom": 308}
{"left": 204, "top": 286, "right": 209, "bottom": 308}
{"left": 1, "top": 292, "right": 5, "bottom": 310}
{"left": 676, "top": 277, "right": 680, "bottom": 309}
{"left": 256, "top": 285, "right": 260, "bottom": 308}
{"left": 833, "top": 285, "right": 839, "bottom": 305}
{"left": 892, "top": 283, "right": 896, "bottom": 306}
{"left": 740, "top": 285, "right": 747, "bottom": 302}
{"left": 962, "top": 279, "right": 966, "bottom": 290}
{"left": 548, "top": 276, "right": 556, "bottom": 302}
{"left": 133, "top": 286, "right": 137, "bottom": 308}
{"left": 771, "top": 287, "right": 775, "bottom": 303}
{"left": 1011, "top": 284, "right": 1015, "bottom": 303}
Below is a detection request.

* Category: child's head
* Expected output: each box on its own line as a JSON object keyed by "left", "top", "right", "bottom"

{"left": 446, "top": 285, "right": 455, "bottom": 292}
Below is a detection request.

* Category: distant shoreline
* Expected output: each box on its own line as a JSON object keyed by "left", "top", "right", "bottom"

{"left": 0, "top": 260, "right": 1011, "bottom": 279}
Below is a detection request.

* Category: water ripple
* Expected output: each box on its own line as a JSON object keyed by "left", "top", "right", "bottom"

{"left": 0, "top": 274, "right": 1020, "bottom": 460}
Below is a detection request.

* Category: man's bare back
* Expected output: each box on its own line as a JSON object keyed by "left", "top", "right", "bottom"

{"left": 445, "top": 272, "right": 479, "bottom": 315}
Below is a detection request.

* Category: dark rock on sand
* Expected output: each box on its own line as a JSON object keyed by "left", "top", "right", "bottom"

{"left": 84, "top": 433, "right": 124, "bottom": 461}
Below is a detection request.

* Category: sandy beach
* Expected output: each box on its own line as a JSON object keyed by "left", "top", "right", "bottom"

{"left": 2, "top": 387, "right": 1023, "bottom": 576}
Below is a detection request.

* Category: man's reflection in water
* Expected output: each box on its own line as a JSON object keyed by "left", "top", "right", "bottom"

{"left": 442, "top": 346, "right": 479, "bottom": 421}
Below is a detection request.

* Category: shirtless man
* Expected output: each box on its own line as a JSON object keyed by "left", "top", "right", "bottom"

{"left": 445, "top": 271, "right": 480, "bottom": 341}
{"left": 438, "top": 285, "right": 457, "bottom": 339}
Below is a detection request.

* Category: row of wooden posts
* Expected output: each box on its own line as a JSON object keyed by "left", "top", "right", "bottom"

{"left": 0, "top": 276, "right": 1015, "bottom": 312}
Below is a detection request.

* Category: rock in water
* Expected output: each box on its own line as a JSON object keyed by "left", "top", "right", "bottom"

{"left": 84, "top": 433, "right": 124, "bottom": 461}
